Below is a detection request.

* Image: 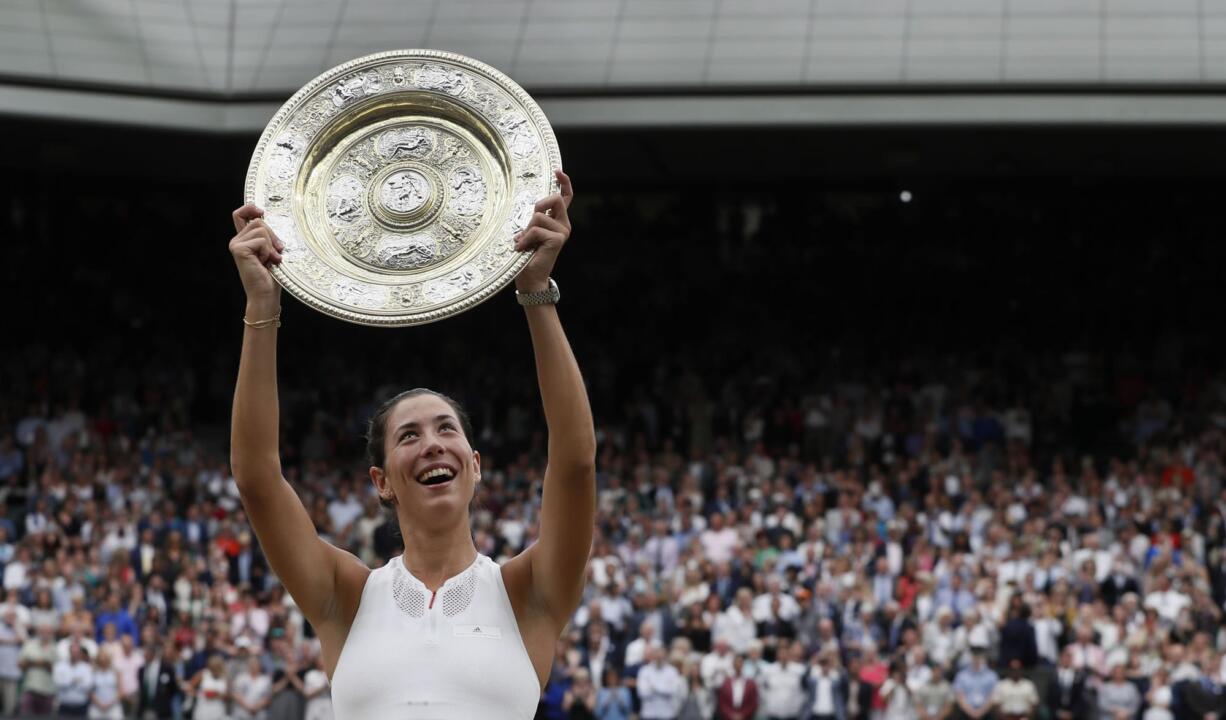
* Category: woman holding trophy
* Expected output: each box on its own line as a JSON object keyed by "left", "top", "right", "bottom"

{"left": 227, "top": 159, "right": 595, "bottom": 719}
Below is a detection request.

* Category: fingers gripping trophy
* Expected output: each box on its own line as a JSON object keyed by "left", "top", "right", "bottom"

{"left": 228, "top": 51, "right": 595, "bottom": 720}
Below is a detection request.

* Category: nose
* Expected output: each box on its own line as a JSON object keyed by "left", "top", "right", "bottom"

{"left": 420, "top": 431, "right": 446, "bottom": 457}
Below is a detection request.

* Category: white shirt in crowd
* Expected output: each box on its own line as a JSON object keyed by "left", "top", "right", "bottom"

{"left": 53, "top": 659, "right": 93, "bottom": 706}
{"left": 808, "top": 667, "right": 840, "bottom": 716}
{"left": 712, "top": 606, "right": 756, "bottom": 653}
{"left": 623, "top": 637, "right": 660, "bottom": 669}
{"left": 699, "top": 527, "right": 740, "bottom": 564}
{"left": 752, "top": 592, "right": 801, "bottom": 623}
{"left": 636, "top": 662, "right": 684, "bottom": 719}
{"left": 992, "top": 677, "right": 1040, "bottom": 716}
{"left": 232, "top": 671, "right": 272, "bottom": 719}
{"left": 760, "top": 661, "right": 807, "bottom": 718}
{"left": 1144, "top": 589, "right": 1190, "bottom": 623}
{"left": 700, "top": 651, "right": 734, "bottom": 691}
{"left": 56, "top": 637, "right": 99, "bottom": 663}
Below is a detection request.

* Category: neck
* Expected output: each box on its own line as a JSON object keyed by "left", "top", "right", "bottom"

{"left": 398, "top": 518, "right": 478, "bottom": 591}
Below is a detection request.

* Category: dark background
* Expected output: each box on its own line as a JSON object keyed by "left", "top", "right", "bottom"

{"left": 2, "top": 118, "right": 1222, "bottom": 469}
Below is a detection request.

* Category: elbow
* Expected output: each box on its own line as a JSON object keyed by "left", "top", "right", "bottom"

{"left": 549, "top": 437, "right": 596, "bottom": 477}
{"left": 564, "top": 454, "right": 597, "bottom": 480}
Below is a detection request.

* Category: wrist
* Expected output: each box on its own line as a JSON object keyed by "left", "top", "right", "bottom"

{"left": 245, "top": 298, "right": 280, "bottom": 317}
{"left": 514, "top": 278, "right": 549, "bottom": 293}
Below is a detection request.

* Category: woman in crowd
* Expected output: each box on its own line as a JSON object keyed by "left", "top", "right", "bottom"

{"left": 594, "top": 665, "right": 634, "bottom": 720}
{"left": 186, "top": 653, "right": 229, "bottom": 720}
{"left": 562, "top": 666, "right": 598, "bottom": 719}
{"left": 677, "top": 660, "right": 714, "bottom": 720}
{"left": 302, "top": 652, "right": 334, "bottom": 720}
{"left": 1096, "top": 662, "right": 1141, "bottom": 720}
{"left": 87, "top": 648, "right": 123, "bottom": 720}
{"left": 232, "top": 652, "right": 272, "bottom": 720}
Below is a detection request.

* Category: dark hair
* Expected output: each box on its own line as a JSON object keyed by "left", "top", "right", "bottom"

{"left": 365, "top": 388, "right": 474, "bottom": 469}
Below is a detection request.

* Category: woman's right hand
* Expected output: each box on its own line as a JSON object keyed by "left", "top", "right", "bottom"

{"left": 229, "top": 204, "right": 284, "bottom": 302}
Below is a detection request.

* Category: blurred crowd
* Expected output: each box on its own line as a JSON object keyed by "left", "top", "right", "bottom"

{"left": 4, "top": 169, "right": 1226, "bottom": 719}
{"left": 1, "top": 336, "right": 1225, "bottom": 720}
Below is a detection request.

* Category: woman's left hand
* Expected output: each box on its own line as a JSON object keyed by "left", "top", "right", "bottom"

{"left": 513, "top": 169, "right": 573, "bottom": 293}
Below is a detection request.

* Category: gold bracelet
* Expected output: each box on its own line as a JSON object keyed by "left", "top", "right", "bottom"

{"left": 243, "top": 311, "right": 281, "bottom": 329}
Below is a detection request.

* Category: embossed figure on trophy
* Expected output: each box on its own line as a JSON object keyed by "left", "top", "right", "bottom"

{"left": 381, "top": 170, "right": 431, "bottom": 214}
{"left": 377, "top": 233, "right": 436, "bottom": 269}
{"left": 331, "top": 75, "right": 367, "bottom": 107}
{"left": 326, "top": 175, "right": 365, "bottom": 224}
{"left": 449, "top": 167, "right": 486, "bottom": 217}
{"left": 377, "top": 128, "right": 434, "bottom": 160}
{"left": 435, "top": 137, "right": 470, "bottom": 165}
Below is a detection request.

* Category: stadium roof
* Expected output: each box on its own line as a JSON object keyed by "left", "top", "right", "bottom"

{"left": 4, "top": 0, "right": 1226, "bottom": 131}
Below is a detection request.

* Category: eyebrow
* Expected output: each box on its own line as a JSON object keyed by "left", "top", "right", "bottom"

{"left": 394, "top": 414, "right": 457, "bottom": 434}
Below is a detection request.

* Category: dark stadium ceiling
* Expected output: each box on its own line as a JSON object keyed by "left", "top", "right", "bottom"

{"left": 4, "top": 0, "right": 1226, "bottom": 131}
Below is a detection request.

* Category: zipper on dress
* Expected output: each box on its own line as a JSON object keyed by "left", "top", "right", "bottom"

{"left": 426, "top": 589, "right": 439, "bottom": 645}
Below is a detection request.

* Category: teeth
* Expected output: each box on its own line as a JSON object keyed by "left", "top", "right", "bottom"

{"left": 418, "top": 467, "right": 454, "bottom": 483}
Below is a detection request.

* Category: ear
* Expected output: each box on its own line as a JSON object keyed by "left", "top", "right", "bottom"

{"left": 370, "top": 466, "right": 395, "bottom": 504}
{"left": 472, "top": 450, "right": 482, "bottom": 482}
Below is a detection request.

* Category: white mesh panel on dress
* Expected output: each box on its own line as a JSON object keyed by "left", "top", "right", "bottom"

{"left": 441, "top": 569, "right": 476, "bottom": 616}
{"left": 392, "top": 570, "right": 427, "bottom": 617}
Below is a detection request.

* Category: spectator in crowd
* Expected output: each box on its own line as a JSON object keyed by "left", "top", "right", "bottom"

{"left": 19, "top": 623, "right": 58, "bottom": 714}
{"left": 953, "top": 646, "right": 997, "bottom": 720}
{"left": 138, "top": 641, "right": 182, "bottom": 720}
{"left": 0, "top": 608, "right": 24, "bottom": 715}
{"left": 715, "top": 653, "right": 758, "bottom": 720}
{"left": 562, "top": 667, "right": 598, "bottom": 719}
{"left": 187, "top": 653, "right": 229, "bottom": 720}
{"left": 878, "top": 661, "right": 915, "bottom": 720}
{"left": 89, "top": 647, "right": 123, "bottom": 720}
{"left": 996, "top": 598, "right": 1037, "bottom": 669}
{"left": 53, "top": 641, "right": 92, "bottom": 716}
{"left": 301, "top": 651, "right": 333, "bottom": 720}
{"left": 801, "top": 651, "right": 846, "bottom": 720}
{"left": 1142, "top": 666, "right": 1174, "bottom": 720}
{"left": 990, "top": 658, "right": 1039, "bottom": 720}
{"left": 676, "top": 660, "right": 714, "bottom": 720}
{"left": 913, "top": 662, "right": 953, "bottom": 720}
{"left": 232, "top": 651, "right": 273, "bottom": 719}
{"left": 594, "top": 665, "right": 633, "bottom": 720}
{"left": 759, "top": 640, "right": 807, "bottom": 720}
{"left": 1047, "top": 646, "right": 1089, "bottom": 720}
{"left": 637, "top": 645, "right": 684, "bottom": 719}
{"left": 714, "top": 589, "right": 758, "bottom": 655}
{"left": 1096, "top": 662, "right": 1141, "bottom": 720}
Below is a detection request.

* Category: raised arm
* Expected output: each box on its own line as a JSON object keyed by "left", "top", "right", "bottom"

{"left": 228, "top": 204, "right": 367, "bottom": 632}
{"left": 514, "top": 172, "right": 597, "bottom": 625}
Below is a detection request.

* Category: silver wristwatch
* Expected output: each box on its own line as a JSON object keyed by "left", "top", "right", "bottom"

{"left": 515, "top": 277, "right": 560, "bottom": 306}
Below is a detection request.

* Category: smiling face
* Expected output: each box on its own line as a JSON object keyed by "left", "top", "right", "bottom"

{"left": 370, "top": 393, "right": 481, "bottom": 520}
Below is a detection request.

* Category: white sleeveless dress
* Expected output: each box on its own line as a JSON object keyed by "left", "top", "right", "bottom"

{"left": 330, "top": 554, "right": 541, "bottom": 719}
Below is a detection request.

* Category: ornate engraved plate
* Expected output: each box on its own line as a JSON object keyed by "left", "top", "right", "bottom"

{"left": 246, "top": 50, "right": 561, "bottom": 327}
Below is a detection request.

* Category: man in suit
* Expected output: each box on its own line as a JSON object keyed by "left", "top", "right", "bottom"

{"left": 1175, "top": 658, "right": 1226, "bottom": 719}
{"left": 717, "top": 654, "right": 759, "bottom": 720}
{"left": 1098, "top": 561, "right": 1141, "bottom": 608}
{"left": 627, "top": 589, "right": 677, "bottom": 650}
{"left": 129, "top": 528, "right": 159, "bottom": 583}
{"left": 800, "top": 651, "right": 846, "bottom": 720}
{"left": 997, "top": 601, "right": 1038, "bottom": 669}
{"left": 138, "top": 641, "right": 182, "bottom": 719}
{"left": 1046, "top": 646, "right": 1088, "bottom": 720}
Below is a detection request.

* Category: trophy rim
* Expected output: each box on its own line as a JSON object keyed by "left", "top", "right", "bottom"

{"left": 244, "top": 48, "right": 561, "bottom": 327}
